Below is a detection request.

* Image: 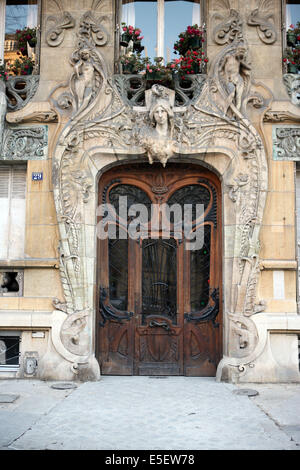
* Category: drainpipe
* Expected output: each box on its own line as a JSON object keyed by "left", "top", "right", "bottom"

{"left": 294, "top": 162, "right": 300, "bottom": 314}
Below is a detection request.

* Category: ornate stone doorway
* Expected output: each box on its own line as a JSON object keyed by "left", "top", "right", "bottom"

{"left": 96, "top": 163, "right": 222, "bottom": 376}
{"left": 45, "top": 26, "right": 271, "bottom": 383}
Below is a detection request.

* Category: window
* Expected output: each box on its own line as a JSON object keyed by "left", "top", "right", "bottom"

{"left": 0, "top": 165, "right": 27, "bottom": 259}
{"left": 121, "top": 0, "right": 202, "bottom": 61}
{"left": 0, "top": 270, "right": 24, "bottom": 296}
{"left": 0, "top": 331, "right": 21, "bottom": 369}
{"left": 0, "top": 0, "right": 40, "bottom": 75}
{"left": 286, "top": 0, "right": 300, "bottom": 27}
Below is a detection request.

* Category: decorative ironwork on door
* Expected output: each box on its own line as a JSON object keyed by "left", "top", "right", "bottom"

{"left": 142, "top": 238, "right": 177, "bottom": 323}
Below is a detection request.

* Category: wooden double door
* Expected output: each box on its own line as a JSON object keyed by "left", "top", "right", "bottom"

{"left": 97, "top": 164, "right": 222, "bottom": 376}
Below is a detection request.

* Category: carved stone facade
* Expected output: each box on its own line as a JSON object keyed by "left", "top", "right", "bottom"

{"left": 273, "top": 126, "right": 300, "bottom": 160}
{"left": 1, "top": 125, "right": 48, "bottom": 160}
{"left": 0, "top": 0, "right": 299, "bottom": 384}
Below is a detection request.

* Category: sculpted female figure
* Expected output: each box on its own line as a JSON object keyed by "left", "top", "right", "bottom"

{"left": 71, "top": 47, "right": 103, "bottom": 119}
{"left": 142, "top": 85, "right": 175, "bottom": 167}
{"left": 221, "top": 44, "right": 251, "bottom": 115}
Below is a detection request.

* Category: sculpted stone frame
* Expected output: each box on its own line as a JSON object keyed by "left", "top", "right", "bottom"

{"left": 32, "top": 8, "right": 274, "bottom": 382}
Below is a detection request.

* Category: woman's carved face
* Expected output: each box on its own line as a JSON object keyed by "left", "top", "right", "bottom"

{"left": 153, "top": 106, "right": 168, "bottom": 125}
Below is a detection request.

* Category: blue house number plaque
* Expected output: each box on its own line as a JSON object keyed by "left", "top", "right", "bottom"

{"left": 32, "top": 172, "right": 43, "bottom": 181}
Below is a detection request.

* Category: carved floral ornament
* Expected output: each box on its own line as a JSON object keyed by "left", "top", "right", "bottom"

{"left": 1, "top": 125, "right": 48, "bottom": 160}
{"left": 45, "top": 0, "right": 109, "bottom": 48}
{"left": 212, "top": 0, "right": 277, "bottom": 45}
{"left": 48, "top": 7, "right": 270, "bottom": 381}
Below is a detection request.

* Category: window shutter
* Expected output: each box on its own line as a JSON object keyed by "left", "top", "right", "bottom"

{"left": 0, "top": 167, "right": 10, "bottom": 198}
{"left": 0, "top": 166, "right": 11, "bottom": 258}
{"left": 0, "top": 165, "right": 27, "bottom": 260}
{"left": 11, "top": 167, "right": 27, "bottom": 199}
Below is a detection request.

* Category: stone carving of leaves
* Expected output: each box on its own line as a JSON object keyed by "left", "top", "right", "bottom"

{"left": 46, "top": 11, "right": 76, "bottom": 47}
{"left": 247, "top": 0, "right": 277, "bottom": 44}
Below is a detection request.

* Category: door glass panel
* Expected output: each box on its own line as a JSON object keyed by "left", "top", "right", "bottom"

{"left": 109, "top": 184, "right": 152, "bottom": 223}
{"left": 190, "top": 224, "right": 211, "bottom": 311}
{"left": 142, "top": 238, "right": 177, "bottom": 322}
{"left": 109, "top": 226, "right": 128, "bottom": 310}
{"left": 167, "top": 184, "right": 211, "bottom": 222}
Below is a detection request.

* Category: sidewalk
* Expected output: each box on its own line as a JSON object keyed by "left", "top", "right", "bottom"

{"left": 0, "top": 376, "right": 299, "bottom": 450}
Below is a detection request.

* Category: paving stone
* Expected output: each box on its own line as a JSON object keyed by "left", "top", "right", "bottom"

{"left": 3, "top": 377, "right": 298, "bottom": 450}
{"left": 0, "top": 394, "right": 19, "bottom": 403}
{"left": 0, "top": 411, "right": 39, "bottom": 447}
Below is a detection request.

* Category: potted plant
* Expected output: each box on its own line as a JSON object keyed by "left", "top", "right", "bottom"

{"left": 8, "top": 54, "right": 35, "bottom": 76}
{"left": 283, "top": 46, "right": 300, "bottom": 73}
{"left": 120, "top": 51, "right": 145, "bottom": 74}
{"left": 15, "top": 26, "right": 37, "bottom": 55}
{"left": 133, "top": 37, "right": 144, "bottom": 53}
{"left": 120, "top": 23, "right": 144, "bottom": 51}
{"left": 174, "top": 24, "right": 205, "bottom": 57}
{"left": 144, "top": 57, "right": 174, "bottom": 87}
{"left": 286, "top": 23, "right": 300, "bottom": 47}
{"left": 0, "top": 62, "right": 9, "bottom": 82}
{"left": 178, "top": 49, "right": 209, "bottom": 76}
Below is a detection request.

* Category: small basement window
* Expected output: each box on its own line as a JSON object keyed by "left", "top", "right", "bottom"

{"left": 0, "top": 331, "right": 21, "bottom": 368}
{"left": 0, "top": 270, "right": 23, "bottom": 296}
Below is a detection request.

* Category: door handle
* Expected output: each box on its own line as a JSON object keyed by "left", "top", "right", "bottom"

{"left": 149, "top": 320, "right": 171, "bottom": 332}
